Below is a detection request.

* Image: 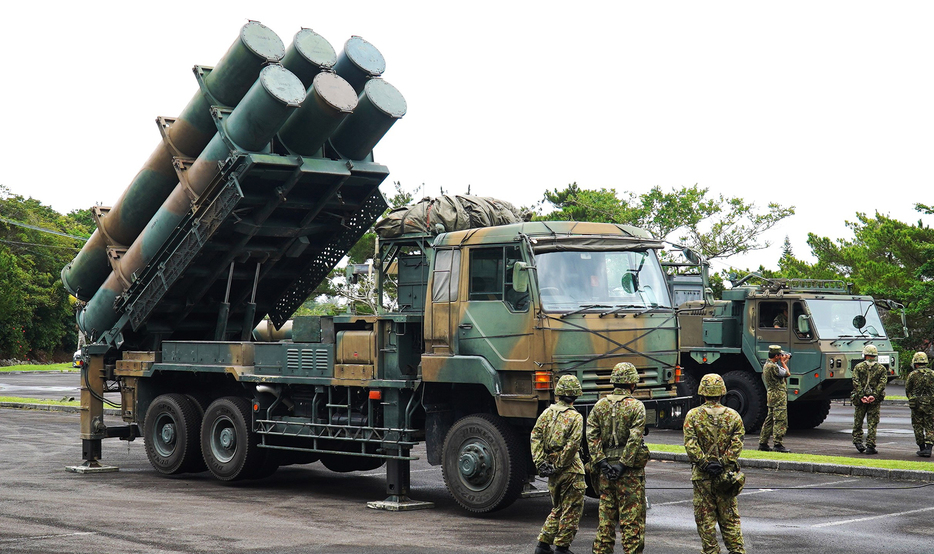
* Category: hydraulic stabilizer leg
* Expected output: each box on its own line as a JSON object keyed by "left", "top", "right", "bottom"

{"left": 66, "top": 352, "right": 118, "bottom": 473}
{"left": 366, "top": 448, "right": 434, "bottom": 511}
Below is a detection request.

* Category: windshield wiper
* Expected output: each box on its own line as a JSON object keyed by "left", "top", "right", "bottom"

{"left": 560, "top": 304, "right": 612, "bottom": 319}
{"left": 599, "top": 304, "right": 644, "bottom": 318}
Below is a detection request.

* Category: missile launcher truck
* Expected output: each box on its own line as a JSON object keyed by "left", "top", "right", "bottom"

{"left": 64, "top": 22, "right": 690, "bottom": 513}
{"left": 671, "top": 262, "right": 905, "bottom": 432}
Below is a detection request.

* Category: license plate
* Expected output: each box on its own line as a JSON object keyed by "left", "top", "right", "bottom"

{"left": 878, "top": 355, "right": 890, "bottom": 365}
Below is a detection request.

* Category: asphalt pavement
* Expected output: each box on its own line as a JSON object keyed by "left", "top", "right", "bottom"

{"left": 2, "top": 407, "right": 934, "bottom": 553}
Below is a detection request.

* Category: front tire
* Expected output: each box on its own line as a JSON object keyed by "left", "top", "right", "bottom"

{"left": 201, "top": 397, "right": 262, "bottom": 481}
{"left": 144, "top": 394, "right": 203, "bottom": 475}
{"left": 788, "top": 398, "right": 832, "bottom": 429}
{"left": 721, "top": 370, "right": 767, "bottom": 433}
{"left": 441, "top": 413, "right": 524, "bottom": 513}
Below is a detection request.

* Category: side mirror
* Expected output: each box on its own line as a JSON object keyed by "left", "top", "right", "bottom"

{"left": 513, "top": 261, "right": 529, "bottom": 293}
{"left": 797, "top": 314, "right": 811, "bottom": 335}
{"left": 620, "top": 272, "right": 637, "bottom": 294}
{"left": 683, "top": 248, "right": 701, "bottom": 265}
{"left": 852, "top": 315, "right": 867, "bottom": 329}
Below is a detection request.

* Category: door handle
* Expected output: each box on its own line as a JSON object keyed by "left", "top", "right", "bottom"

{"left": 459, "top": 323, "right": 473, "bottom": 330}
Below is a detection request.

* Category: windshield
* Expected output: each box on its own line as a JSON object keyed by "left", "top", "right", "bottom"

{"left": 535, "top": 250, "right": 672, "bottom": 312}
{"left": 806, "top": 298, "right": 888, "bottom": 339}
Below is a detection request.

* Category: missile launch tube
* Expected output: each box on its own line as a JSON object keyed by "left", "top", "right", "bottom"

{"left": 278, "top": 71, "right": 358, "bottom": 156}
{"left": 62, "top": 21, "right": 285, "bottom": 301}
{"left": 329, "top": 79, "right": 406, "bottom": 160}
{"left": 78, "top": 65, "right": 306, "bottom": 338}
{"left": 281, "top": 28, "right": 337, "bottom": 89}
{"left": 332, "top": 36, "right": 385, "bottom": 94}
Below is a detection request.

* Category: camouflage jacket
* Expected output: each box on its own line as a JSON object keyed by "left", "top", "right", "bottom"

{"left": 683, "top": 400, "right": 745, "bottom": 481}
{"left": 585, "top": 388, "right": 646, "bottom": 468}
{"left": 851, "top": 360, "right": 888, "bottom": 404}
{"left": 762, "top": 360, "right": 789, "bottom": 407}
{"left": 906, "top": 367, "right": 934, "bottom": 404}
{"left": 531, "top": 400, "right": 585, "bottom": 475}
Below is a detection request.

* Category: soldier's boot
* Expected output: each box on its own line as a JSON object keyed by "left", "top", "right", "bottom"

{"left": 917, "top": 443, "right": 926, "bottom": 457}
{"left": 553, "top": 547, "right": 575, "bottom": 554}
{"left": 758, "top": 443, "right": 770, "bottom": 451}
{"left": 534, "top": 541, "right": 554, "bottom": 554}
{"left": 922, "top": 445, "right": 933, "bottom": 458}
{"left": 772, "top": 443, "right": 790, "bottom": 453}
{"left": 865, "top": 445, "right": 878, "bottom": 455}
{"left": 854, "top": 442, "right": 866, "bottom": 453}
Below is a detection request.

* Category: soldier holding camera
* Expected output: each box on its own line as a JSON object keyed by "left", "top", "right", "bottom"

{"left": 758, "top": 345, "right": 791, "bottom": 453}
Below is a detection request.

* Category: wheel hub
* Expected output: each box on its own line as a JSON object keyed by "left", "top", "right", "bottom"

{"left": 724, "top": 389, "right": 746, "bottom": 413}
{"left": 219, "top": 428, "right": 236, "bottom": 450}
{"left": 160, "top": 423, "right": 176, "bottom": 445}
{"left": 458, "top": 443, "right": 492, "bottom": 489}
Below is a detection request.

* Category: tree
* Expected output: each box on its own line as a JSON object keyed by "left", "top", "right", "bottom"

{"left": 539, "top": 183, "right": 794, "bottom": 260}
{"left": 0, "top": 186, "right": 94, "bottom": 359}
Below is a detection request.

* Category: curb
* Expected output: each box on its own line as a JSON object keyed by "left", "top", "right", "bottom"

{"left": 651, "top": 451, "right": 934, "bottom": 482}
{"left": 0, "top": 402, "right": 121, "bottom": 416}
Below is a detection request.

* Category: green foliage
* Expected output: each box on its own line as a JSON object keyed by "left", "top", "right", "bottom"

{"left": 540, "top": 183, "right": 794, "bottom": 260}
{"left": 0, "top": 186, "right": 94, "bottom": 359}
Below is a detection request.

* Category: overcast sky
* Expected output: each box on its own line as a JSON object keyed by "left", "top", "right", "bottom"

{"left": 2, "top": 1, "right": 931, "bottom": 273}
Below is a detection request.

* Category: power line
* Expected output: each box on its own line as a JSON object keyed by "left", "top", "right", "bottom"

{"left": 0, "top": 239, "right": 82, "bottom": 251}
{"left": 0, "top": 216, "right": 89, "bottom": 241}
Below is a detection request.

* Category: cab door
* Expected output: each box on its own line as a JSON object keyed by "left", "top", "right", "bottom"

{"left": 455, "top": 245, "right": 533, "bottom": 369}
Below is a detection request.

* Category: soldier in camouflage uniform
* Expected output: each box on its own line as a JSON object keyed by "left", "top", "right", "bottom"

{"left": 905, "top": 352, "right": 934, "bottom": 457}
{"left": 758, "top": 345, "right": 791, "bottom": 453}
{"left": 586, "top": 362, "right": 649, "bottom": 554}
{"left": 531, "top": 374, "right": 586, "bottom": 554}
{"left": 683, "top": 373, "right": 746, "bottom": 554}
{"left": 851, "top": 344, "right": 888, "bottom": 455}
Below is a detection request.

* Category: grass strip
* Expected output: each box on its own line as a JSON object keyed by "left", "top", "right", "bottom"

{"left": 887, "top": 395, "right": 907, "bottom": 400}
{"left": 0, "top": 363, "right": 76, "bottom": 372}
{"left": 0, "top": 396, "right": 81, "bottom": 407}
{"left": 647, "top": 442, "right": 934, "bottom": 472}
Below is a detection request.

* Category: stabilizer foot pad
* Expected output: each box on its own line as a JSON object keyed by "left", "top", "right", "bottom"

{"left": 65, "top": 462, "right": 119, "bottom": 474}
{"left": 367, "top": 496, "right": 434, "bottom": 511}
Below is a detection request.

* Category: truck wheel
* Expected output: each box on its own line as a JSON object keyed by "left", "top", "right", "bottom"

{"left": 144, "top": 394, "right": 203, "bottom": 475}
{"left": 677, "top": 372, "right": 701, "bottom": 405}
{"left": 441, "top": 413, "right": 524, "bottom": 513}
{"left": 788, "top": 399, "right": 832, "bottom": 429}
{"left": 201, "top": 397, "right": 262, "bottom": 481}
{"left": 721, "top": 370, "right": 767, "bottom": 433}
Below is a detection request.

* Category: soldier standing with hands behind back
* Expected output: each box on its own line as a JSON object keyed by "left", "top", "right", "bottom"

{"left": 683, "top": 373, "right": 746, "bottom": 554}
{"left": 587, "top": 362, "right": 649, "bottom": 554}
{"left": 531, "top": 374, "right": 586, "bottom": 554}
{"left": 905, "top": 352, "right": 934, "bottom": 457}
{"left": 851, "top": 344, "right": 888, "bottom": 455}
{"left": 758, "top": 345, "right": 791, "bottom": 453}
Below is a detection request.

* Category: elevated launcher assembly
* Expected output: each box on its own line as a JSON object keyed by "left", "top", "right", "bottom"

{"left": 64, "top": 22, "right": 406, "bottom": 468}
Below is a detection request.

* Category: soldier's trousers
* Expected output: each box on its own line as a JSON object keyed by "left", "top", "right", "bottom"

{"left": 910, "top": 406, "right": 934, "bottom": 446}
{"left": 692, "top": 478, "right": 745, "bottom": 554}
{"left": 852, "top": 401, "right": 881, "bottom": 447}
{"left": 758, "top": 401, "right": 787, "bottom": 445}
{"left": 592, "top": 470, "right": 646, "bottom": 554}
{"left": 538, "top": 471, "right": 585, "bottom": 548}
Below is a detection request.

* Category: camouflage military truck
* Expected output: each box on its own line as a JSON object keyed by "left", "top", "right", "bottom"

{"left": 64, "top": 23, "right": 689, "bottom": 514}
{"left": 672, "top": 266, "right": 904, "bottom": 432}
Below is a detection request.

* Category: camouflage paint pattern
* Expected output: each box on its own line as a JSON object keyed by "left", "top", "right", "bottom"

{"left": 683, "top": 400, "right": 746, "bottom": 554}
{"left": 905, "top": 365, "right": 934, "bottom": 446}
{"left": 424, "top": 222, "right": 679, "bottom": 411}
{"left": 531, "top": 399, "right": 585, "bottom": 548}
{"left": 587, "top": 388, "right": 647, "bottom": 554}
{"left": 62, "top": 22, "right": 285, "bottom": 301}
{"left": 851, "top": 360, "right": 888, "bottom": 447}
{"left": 758, "top": 359, "right": 787, "bottom": 446}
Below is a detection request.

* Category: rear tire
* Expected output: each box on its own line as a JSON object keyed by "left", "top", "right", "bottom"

{"left": 788, "top": 398, "right": 832, "bottom": 429}
{"left": 201, "top": 397, "right": 262, "bottom": 481}
{"left": 721, "top": 370, "right": 767, "bottom": 433}
{"left": 441, "top": 413, "right": 524, "bottom": 513}
{"left": 144, "top": 394, "right": 203, "bottom": 475}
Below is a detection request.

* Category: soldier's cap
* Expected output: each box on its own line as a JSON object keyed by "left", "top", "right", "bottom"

{"left": 768, "top": 345, "right": 783, "bottom": 357}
